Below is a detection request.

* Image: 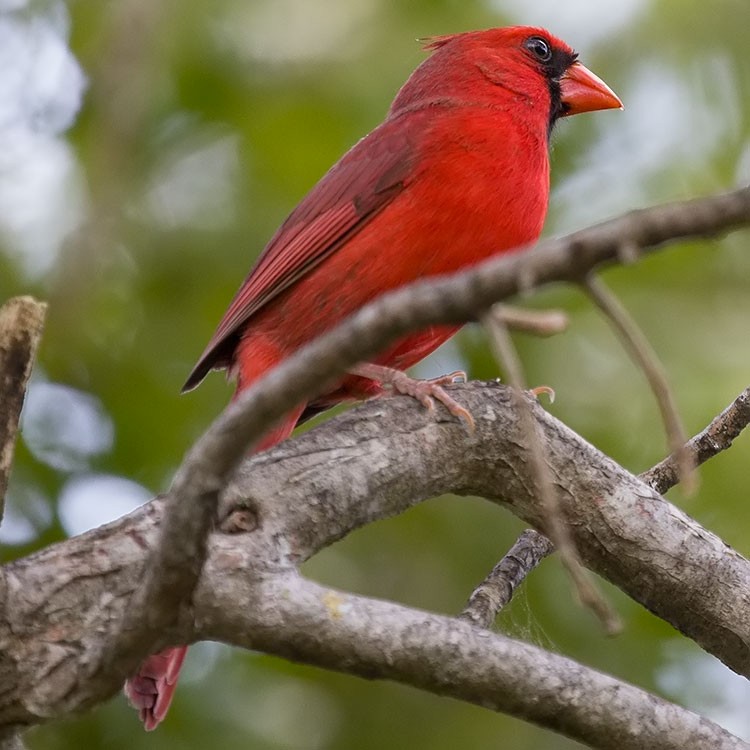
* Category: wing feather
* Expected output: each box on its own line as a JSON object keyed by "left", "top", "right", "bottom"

{"left": 183, "top": 120, "right": 415, "bottom": 391}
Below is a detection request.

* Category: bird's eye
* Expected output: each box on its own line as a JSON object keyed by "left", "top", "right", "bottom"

{"left": 525, "top": 36, "right": 552, "bottom": 63}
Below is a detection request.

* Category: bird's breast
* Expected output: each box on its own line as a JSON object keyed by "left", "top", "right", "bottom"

{"left": 239, "top": 107, "right": 551, "bottom": 365}
{"left": 399, "top": 106, "right": 551, "bottom": 276}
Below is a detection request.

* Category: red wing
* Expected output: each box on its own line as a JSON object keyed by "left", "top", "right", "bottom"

{"left": 183, "top": 119, "right": 416, "bottom": 391}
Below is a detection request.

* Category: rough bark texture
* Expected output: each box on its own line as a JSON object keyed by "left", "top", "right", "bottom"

{"left": 0, "top": 297, "right": 46, "bottom": 517}
{"left": 459, "top": 529, "right": 555, "bottom": 627}
{"left": 1, "top": 188, "right": 750, "bottom": 749}
{"left": 642, "top": 387, "right": 750, "bottom": 493}
{"left": 1, "top": 384, "right": 748, "bottom": 749}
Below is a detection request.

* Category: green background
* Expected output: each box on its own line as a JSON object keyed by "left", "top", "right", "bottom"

{"left": 1, "top": 0, "right": 749, "bottom": 748}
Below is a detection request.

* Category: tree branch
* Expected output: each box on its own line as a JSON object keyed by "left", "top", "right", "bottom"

{"left": 459, "top": 529, "right": 554, "bottom": 627}
{"left": 456, "top": 384, "right": 750, "bottom": 628}
{"left": 1, "top": 383, "right": 749, "bottom": 748}
{"left": 208, "top": 571, "right": 746, "bottom": 750}
{"left": 642, "top": 386, "right": 750, "bottom": 494}
{"left": 198, "top": 185, "right": 750, "bottom": 482}
{"left": 239, "top": 385, "right": 750, "bottom": 673}
{"left": 1, "top": 189, "right": 749, "bottom": 746}
{"left": 583, "top": 275, "right": 693, "bottom": 490}
{"left": 103, "top": 187, "right": 749, "bottom": 677}
{"left": 493, "top": 304, "right": 569, "bottom": 336}
{"left": 0, "top": 297, "right": 46, "bottom": 519}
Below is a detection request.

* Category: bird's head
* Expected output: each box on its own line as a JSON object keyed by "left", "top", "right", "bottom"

{"left": 392, "top": 26, "right": 622, "bottom": 133}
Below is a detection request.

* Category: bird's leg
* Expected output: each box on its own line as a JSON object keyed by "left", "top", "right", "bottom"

{"left": 349, "top": 363, "right": 474, "bottom": 429}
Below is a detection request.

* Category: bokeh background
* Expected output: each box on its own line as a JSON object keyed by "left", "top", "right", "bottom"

{"left": 1, "top": 0, "right": 749, "bottom": 748}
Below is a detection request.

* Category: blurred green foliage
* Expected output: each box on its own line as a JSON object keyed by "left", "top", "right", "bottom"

{"left": 1, "top": 0, "right": 749, "bottom": 747}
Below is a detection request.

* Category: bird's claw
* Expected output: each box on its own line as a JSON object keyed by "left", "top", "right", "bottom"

{"left": 528, "top": 384, "right": 555, "bottom": 403}
{"left": 389, "top": 371, "right": 475, "bottom": 431}
{"left": 426, "top": 370, "right": 467, "bottom": 386}
{"left": 349, "top": 363, "right": 474, "bottom": 430}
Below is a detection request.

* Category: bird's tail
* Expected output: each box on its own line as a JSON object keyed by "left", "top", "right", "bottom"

{"left": 124, "top": 645, "right": 188, "bottom": 731}
{"left": 125, "top": 372, "right": 304, "bottom": 729}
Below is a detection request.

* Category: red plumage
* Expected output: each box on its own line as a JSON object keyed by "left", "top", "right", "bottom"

{"left": 126, "top": 25, "right": 621, "bottom": 729}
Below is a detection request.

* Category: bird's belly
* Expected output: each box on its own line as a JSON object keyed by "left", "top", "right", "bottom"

{"left": 372, "top": 324, "right": 462, "bottom": 370}
{"left": 295, "top": 323, "right": 461, "bottom": 410}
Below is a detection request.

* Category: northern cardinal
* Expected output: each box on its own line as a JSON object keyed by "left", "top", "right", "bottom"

{"left": 125, "top": 25, "right": 621, "bottom": 729}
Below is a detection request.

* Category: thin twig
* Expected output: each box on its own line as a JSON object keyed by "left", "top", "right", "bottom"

{"left": 583, "top": 274, "right": 695, "bottom": 493}
{"left": 641, "top": 386, "right": 750, "bottom": 494}
{"left": 481, "top": 307, "right": 621, "bottom": 634}
{"left": 459, "top": 529, "right": 554, "bottom": 627}
{"left": 493, "top": 304, "right": 569, "bottom": 337}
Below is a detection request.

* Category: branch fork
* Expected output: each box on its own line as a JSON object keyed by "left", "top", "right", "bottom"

{"left": 1, "top": 188, "right": 750, "bottom": 748}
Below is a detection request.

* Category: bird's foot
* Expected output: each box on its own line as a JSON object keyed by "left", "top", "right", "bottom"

{"left": 350, "top": 364, "right": 474, "bottom": 429}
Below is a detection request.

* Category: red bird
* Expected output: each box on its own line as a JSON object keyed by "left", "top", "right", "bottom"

{"left": 125, "top": 25, "right": 621, "bottom": 729}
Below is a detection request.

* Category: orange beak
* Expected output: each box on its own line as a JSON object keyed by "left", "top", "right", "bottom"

{"left": 560, "top": 61, "right": 623, "bottom": 116}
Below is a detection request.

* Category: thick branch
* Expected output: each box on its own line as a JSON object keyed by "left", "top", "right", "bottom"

{"left": 2, "top": 383, "right": 748, "bottom": 744}
{"left": 231, "top": 384, "right": 750, "bottom": 675}
{"left": 89, "top": 186, "right": 750, "bottom": 697}
{"left": 0, "top": 297, "right": 46, "bottom": 517}
{"left": 201, "top": 572, "right": 746, "bottom": 750}
{"left": 462, "top": 384, "right": 750, "bottom": 625}
{"left": 1, "top": 189, "right": 749, "bottom": 743}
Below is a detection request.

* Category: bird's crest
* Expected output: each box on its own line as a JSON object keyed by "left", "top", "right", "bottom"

{"left": 419, "top": 33, "right": 461, "bottom": 51}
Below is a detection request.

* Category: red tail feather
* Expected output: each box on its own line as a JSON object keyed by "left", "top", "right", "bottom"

{"left": 124, "top": 646, "right": 188, "bottom": 731}
{"left": 125, "top": 399, "right": 302, "bottom": 729}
